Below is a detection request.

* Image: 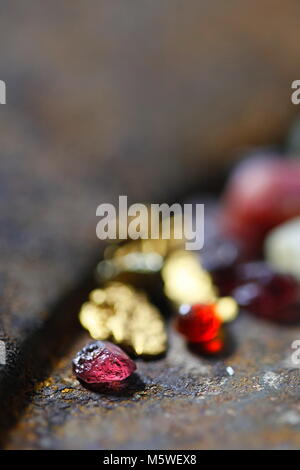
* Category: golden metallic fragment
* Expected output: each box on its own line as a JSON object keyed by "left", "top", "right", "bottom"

{"left": 215, "top": 297, "right": 238, "bottom": 323}
{"left": 108, "top": 212, "right": 186, "bottom": 258}
{"left": 96, "top": 251, "right": 164, "bottom": 283}
{"left": 79, "top": 282, "right": 167, "bottom": 356}
{"left": 162, "top": 249, "right": 238, "bottom": 322}
{"left": 162, "top": 250, "right": 217, "bottom": 306}
{"left": 96, "top": 217, "right": 186, "bottom": 284}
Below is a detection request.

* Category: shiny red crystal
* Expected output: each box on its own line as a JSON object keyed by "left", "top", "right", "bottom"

{"left": 73, "top": 341, "right": 136, "bottom": 385}
{"left": 176, "top": 304, "right": 221, "bottom": 343}
{"left": 221, "top": 156, "right": 300, "bottom": 254}
{"left": 233, "top": 263, "right": 300, "bottom": 322}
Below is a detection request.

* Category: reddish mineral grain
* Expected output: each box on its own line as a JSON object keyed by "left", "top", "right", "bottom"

{"left": 233, "top": 262, "right": 300, "bottom": 323}
{"left": 73, "top": 341, "right": 136, "bottom": 385}
{"left": 176, "top": 303, "right": 221, "bottom": 343}
{"left": 221, "top": 156, "right": 300, "bottom": 254}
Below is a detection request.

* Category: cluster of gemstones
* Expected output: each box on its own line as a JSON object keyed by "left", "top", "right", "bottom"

{"left": 73, "top": 128, "right": 300, "bottom": 387}
{"left": 216, "top": 153, "right": 300, "bottom": 324}
{"left": 162, "top": 249, "right": 238, "bottom": 354}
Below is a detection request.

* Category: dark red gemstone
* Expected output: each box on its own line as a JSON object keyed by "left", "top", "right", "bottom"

{"left": 220, "top": 155, "right": 300, "bottom": 255}
{"left": 176, "top": 304, "right": 221, "bottom": 343}
{"left": 233, "top": 265, "right": 300, "bottom": 322}
{"left": 73, "top": 341, "right": 136, "bottom": 385}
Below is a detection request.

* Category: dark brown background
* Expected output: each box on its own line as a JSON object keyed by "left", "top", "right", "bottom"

{"left": 1, "top": 0, "right": 300, "bottom": 449}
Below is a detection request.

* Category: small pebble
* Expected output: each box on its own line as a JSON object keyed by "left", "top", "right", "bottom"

{"left": 262, "top": 371, "right": 282, "bottom": 389}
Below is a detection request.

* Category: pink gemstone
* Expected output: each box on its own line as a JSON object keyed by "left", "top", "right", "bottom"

{"left": 220, "top": 155, "right": 300, "bottom": 254}
{"left": 73, "top": 341, "right": 136, "bottom": 385}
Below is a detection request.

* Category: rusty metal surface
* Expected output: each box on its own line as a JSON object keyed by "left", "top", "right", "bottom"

{"left": 4, "top": 317, "right": 300, "bottom": 450}
{"left": 1, "top": 0, "right": 300, "bottom": 450}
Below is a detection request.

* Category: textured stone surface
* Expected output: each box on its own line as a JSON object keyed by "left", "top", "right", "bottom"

{"left": 1, "top": 0, "right": 300, "bottom": 450}
{"left": 3, "top": 318, "right": 300, "bottom": 450}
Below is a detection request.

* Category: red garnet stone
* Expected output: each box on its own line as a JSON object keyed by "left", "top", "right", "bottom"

{"left": 73, "top": 340, "right": 136, "bottom": 385}
{"left": 176, "top": 304, "right": 221, "bottom": 343}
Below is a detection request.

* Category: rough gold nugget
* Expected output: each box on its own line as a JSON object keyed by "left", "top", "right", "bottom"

{"left": 79, "top": 282, "right": 167, "bottom": 356}
{"left": 162, "top": 250, "right": 238, "bottom": 323}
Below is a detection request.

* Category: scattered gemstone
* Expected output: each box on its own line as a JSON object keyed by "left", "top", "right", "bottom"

{"left": 73, "top": 340, "right": 136, "bottom": 385}
{"left": 265, "top": 217, "right": 300, "bottom": 281}
{"left": 220, "top": 155, "right": 300, "bottom": 254}
{"left": 176, "top": 303, "right": 221, "bottom": 343}
{"left": 232, "top": 263, "right": 300, "bottom": 322}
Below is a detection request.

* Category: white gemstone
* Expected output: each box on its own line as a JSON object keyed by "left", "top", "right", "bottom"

{"left": 265, "top": 217, "right": 300, "bottom": 280}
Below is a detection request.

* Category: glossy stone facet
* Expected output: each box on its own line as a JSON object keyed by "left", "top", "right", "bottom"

{"left": 176, "top": 303, "right": 221, "bottom": 343}
{"left": 73, "top": 340, "right": 136, "bottom": 385}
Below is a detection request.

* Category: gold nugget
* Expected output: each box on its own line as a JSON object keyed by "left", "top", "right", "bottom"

{"left": 162, "top": 249, "right": 238, "bottom": 323}
{"left": 79, "top": 282, "right": 167, "bottom": 356}
{"left": 162, "top": 249, "right": 217, "bottom": 305}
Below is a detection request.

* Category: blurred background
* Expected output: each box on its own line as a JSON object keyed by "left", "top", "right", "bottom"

{"left": 2, "top": 1, "right": 300, "bottom": 198}
{"left": 1, "top": 0, "right": 300, "bottom": 450}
